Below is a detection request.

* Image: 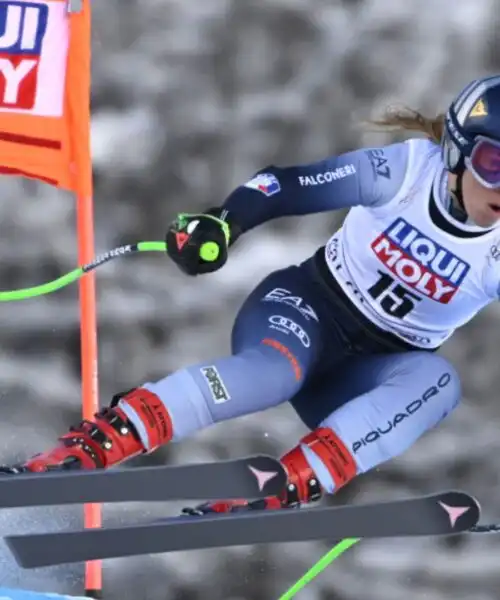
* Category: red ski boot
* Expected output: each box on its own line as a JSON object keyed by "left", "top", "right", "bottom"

{"left": 0, "top": 388, "right": 173, "bottom": 473}
{"left": 183, "top": 426, "right": 357, "bottom": 515}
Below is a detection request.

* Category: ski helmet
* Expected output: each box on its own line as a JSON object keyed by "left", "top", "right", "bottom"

{"left": 442, "top": 74, "right": 500, "bottom": 189}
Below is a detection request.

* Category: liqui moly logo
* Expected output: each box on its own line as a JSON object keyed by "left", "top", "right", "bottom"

{"left": 0, "top": 1, "right": 48, "bottom": 110}
{"left": 371, "top": 218, "right": 470, "bottom": 304}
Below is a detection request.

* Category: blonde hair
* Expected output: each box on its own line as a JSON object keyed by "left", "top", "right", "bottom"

{"left": 368, "top": 106, "right": 445, "bottom": 145}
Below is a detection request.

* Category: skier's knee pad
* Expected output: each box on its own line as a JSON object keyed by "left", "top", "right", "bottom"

{"left": 395, "top": 352, "right": 462, "bottom": 414}
{"left": 319, "top": 352, "right": 462, "bottom": 474}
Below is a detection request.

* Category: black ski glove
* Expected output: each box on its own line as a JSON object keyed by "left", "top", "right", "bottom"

{"left": 166, "top": 208, "right": 241, "bottom": 276}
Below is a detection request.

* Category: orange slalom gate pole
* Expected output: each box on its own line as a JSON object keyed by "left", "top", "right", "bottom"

{"left": 77, "top": 188, "right": 102, "bottom": 598}
{"left": 0, "top": 0, "right": 103, "bottom": 592}
{"left": 77, "top": 191, "right": 102, "bottom": 599}
{"left": 67, "top": 1, "right": 103, "bottom": 596}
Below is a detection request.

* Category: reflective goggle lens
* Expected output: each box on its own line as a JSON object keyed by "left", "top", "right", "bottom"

{"left": 468, "top": 137, "right": 500, "bottom": 188}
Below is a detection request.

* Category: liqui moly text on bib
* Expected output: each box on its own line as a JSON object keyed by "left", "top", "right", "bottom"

{"left": 371, "top": 218, "right": 470, "bottom": 304}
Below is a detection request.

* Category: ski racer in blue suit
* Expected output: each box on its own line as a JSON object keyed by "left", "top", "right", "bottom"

{"left": 5, "top": 75, "right": 500, "bottom": 516}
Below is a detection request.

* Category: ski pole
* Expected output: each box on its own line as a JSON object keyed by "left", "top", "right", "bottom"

{"left": 470, "top": 523, "right": 500, "bottom": 533}
{"left": 0, "top": 239, "right": 221, "bottom": 301}
{"left": 278, "top": 521, "right": 500, "bottom": 599}
{"left": 277, "top": 538, "right": 360, "bottom": 600}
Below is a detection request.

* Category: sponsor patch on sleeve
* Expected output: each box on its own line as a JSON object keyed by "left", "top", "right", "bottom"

{"left": 243, "top": 173, "right": 281, "bottom": 197}
{"left": 200, "top": 366, "right": 231, "bottom": 404}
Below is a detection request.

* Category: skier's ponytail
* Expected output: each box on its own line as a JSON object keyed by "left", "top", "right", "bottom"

{"left": 367, "top": 106, "right": 445, "bottom": 145}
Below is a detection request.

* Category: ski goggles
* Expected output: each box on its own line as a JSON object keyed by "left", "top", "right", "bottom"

{"left": 466, "top": 136, "right": 500, "bottom": 189}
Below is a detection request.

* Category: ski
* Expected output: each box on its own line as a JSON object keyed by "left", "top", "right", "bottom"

{"left": 0, "top": 455, "right": 286, "bottom": 507}
{"left": 5, "top": 490, "right": 480, "bottom": 568}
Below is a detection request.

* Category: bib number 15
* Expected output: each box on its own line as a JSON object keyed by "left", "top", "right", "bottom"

{"left": 367, "top": 270, "right": 421, "bottom": 319}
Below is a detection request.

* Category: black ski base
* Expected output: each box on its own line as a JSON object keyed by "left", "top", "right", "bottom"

{"left": 5, "top": 490, "right": 480, "bottom": 568}
{"left": 0, "top": 455, "right": 286, "bottom": 507}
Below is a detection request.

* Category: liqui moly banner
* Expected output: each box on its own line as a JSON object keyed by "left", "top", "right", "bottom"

{"left": 0, "top": 0, "right": 90, "bottom": 190}
{"left": 0, "top": 1, "right": 67, "bottom": 115}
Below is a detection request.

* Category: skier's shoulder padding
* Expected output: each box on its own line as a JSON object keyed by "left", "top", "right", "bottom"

{"left": 357, "top": 138, "right": 442, "bottom": 214}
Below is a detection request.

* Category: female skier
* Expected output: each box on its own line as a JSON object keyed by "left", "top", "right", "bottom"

{"left": 4, "top": 75, "right": 500, "bottom": 515}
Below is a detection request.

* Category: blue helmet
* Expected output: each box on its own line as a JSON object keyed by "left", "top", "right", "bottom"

{"left": 442, "top": 75, "right": 500, "bottom": 175}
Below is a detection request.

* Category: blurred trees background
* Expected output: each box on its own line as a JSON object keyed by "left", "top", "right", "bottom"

{"left": 0, "top": 1, "right": 498, "bottom": 598}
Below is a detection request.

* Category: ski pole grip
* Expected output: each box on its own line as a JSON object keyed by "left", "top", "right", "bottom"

{"left": 199, "top": 241, "right": 220, "bottom": 262}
